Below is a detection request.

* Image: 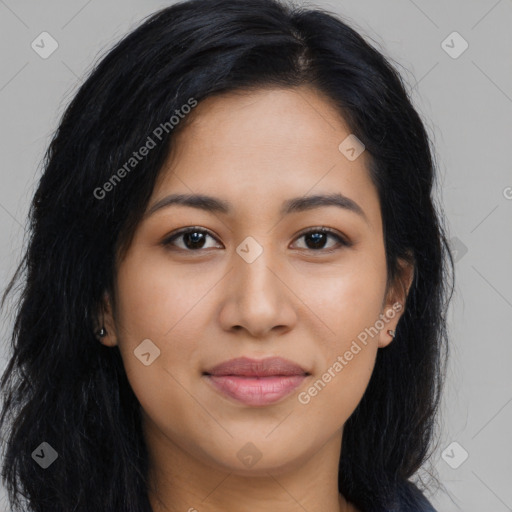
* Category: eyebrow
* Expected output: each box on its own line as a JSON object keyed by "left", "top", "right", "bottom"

{"left": 144, "top": 192, "right": 368, "bottom": 223}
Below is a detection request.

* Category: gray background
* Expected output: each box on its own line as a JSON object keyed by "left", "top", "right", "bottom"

{"left": 1, "top": 0, "right": 511, "bottom": 510}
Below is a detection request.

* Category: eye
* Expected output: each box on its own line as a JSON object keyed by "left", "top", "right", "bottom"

{"left": 161, "top": 226, "right": 351, "bottom": 253}
{"left": 162, "top": 227, "right": 222, "bottom": 251}
{"left": 291, "top": 227, "right": 350, "bottom": 252}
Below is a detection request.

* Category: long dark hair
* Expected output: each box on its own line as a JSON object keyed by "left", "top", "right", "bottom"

{"left": 0, "top": 0, "right": 454, "bottom": 510}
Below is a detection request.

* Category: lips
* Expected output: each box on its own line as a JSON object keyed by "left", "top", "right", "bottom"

{"left": 204, "top": 356, "right": 309, "bottom": 377}
{"left": 203, "top": 357, "right": 310, "bottom": 406}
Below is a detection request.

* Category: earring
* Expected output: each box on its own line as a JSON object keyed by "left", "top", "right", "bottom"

{"left": 387, "top": 329, "right": 395, "bottom": 338}
{"left": 96, "top": 326, "right": 107, "bottom": 338}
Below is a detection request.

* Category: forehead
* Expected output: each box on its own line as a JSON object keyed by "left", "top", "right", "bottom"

{"left": 151, "top": 86, "right": 380, "bottom": 227}
{"left": 168, "top": 86, "right": 354, "bottom": 163}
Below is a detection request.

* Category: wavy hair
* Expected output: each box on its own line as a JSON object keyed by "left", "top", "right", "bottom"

{"left": 0, "top": 0, "right": 454, "bottom": 510}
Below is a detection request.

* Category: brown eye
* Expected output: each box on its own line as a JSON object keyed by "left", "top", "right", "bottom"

{"left": 292, "top": 228, "right": 350, "bottom": 252}
{"left": 162, "top": 228, "right": 222, "bottom": 251}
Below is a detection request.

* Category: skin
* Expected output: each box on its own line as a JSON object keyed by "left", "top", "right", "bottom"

{"left": 98, "top": 85, "right": 414, "bottom": 512}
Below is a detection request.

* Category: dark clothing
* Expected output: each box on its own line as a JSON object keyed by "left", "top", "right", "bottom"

{"left": 368, "top": 480, "right": 438, "bottom": 512}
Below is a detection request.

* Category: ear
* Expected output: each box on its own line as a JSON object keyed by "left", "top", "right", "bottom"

{"left": 377, "top": 255, "right": 415, "bottom": 349}
{"left": 95, "top": 291, "right": 118, "bottom": 347}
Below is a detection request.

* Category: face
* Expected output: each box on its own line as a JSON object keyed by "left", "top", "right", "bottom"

{"left": 100, "top": 86, "right": 412, "bottom": 476}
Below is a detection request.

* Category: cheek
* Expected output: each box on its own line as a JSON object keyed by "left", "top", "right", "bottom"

{"left": 296, "top": 287, "right": 380, "bottom": 432}
{"left": 114, "top": 247, "right": 216, "bottom": 342}
{"left": 300, "top": 253, "right": 387, "bottom": 347}
{"left": 115, "top": 305, "right": 206, "bottom": 448}
{"left": 286, "top": 261, "right": 385, "bottom": 427}
{"left": 295, "top": 350, "right": 375, "bottom": 438}
{"left": 113, "top": 253, "right": 210, "bottom": 414}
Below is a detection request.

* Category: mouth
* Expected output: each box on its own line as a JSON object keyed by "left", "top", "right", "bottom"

{"left": 202, "top": 356, "right": 310, "bottom": 406}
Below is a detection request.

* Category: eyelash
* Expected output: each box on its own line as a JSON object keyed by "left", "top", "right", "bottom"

{"left": 161, "top": 226, "right": 351, "bottom": 254}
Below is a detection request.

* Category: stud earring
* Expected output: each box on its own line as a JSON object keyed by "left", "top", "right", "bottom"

{"left": 387, "top": 329, "right": 395, "bottom": 338}
{"left": 96, "top": 326, "right": 107, "bottom": 338}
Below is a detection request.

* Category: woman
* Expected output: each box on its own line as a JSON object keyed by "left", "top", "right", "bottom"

{"left": 0, "top": 0, "right": 454, "bottom": 510}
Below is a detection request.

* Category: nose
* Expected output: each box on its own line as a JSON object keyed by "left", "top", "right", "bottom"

{"left": 217, "top": 245, "right": 298, "bottom": 339}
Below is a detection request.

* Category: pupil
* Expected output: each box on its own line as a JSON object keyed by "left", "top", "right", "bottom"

{"left": 307, "top": 232, "right": 326, "bottom": 249}
{"left": 185, "top": 232, "right": 205, "bottom": 249}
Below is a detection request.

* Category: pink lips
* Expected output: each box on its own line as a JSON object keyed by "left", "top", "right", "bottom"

{"left": 203, "top": 356, "right": 309, "bottom": 406}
